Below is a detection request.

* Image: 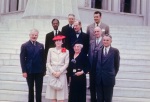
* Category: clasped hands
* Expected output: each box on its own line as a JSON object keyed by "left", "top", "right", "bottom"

{"left": 52, "top": 71, "right": 61, "bottom": 78}
{"left": 75, "top": 70, "right": 84, "bottom": 76}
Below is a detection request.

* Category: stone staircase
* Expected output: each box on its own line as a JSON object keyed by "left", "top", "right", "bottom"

{"left": 0, "top": 22, "right": 150, "bottom": 102}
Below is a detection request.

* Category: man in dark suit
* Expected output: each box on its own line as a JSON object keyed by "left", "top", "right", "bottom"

{"left": 88, "top": 27, "right": 103, "bottom": 102}
{"left": 45, "top": 18, "right": 61, "bottom": 59}
{"left": 87, "top": 11, "right": 109, "bottom": 41}
{"left": 61, "top": 14, "right": 75, "bottom": 84}
{"left": 96, "top": 34, "right": 120, "bottom": 102}
{"left": 20, "top": 29, "right": 46, "bottom": 102}
{"left": 61, "top": 14, "right": 75, "bottom": 49}
{"left": 69, "top": 20, "right": 89, "bottom": 56}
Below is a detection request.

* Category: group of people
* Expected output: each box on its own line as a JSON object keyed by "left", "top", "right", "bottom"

{"left": 20, "top": 11, "right": 120, "bottom": 102}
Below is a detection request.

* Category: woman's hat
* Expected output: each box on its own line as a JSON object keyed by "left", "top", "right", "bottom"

{"left": 72, "top": 40, "right": 83, "bottom": 47}
{"left": 52, "top": 35, "right": 66, "bottom": 41}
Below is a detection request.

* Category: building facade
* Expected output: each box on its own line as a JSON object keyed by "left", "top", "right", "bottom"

{"left": 0, "top": 0, "right": 150, "bottom": 26}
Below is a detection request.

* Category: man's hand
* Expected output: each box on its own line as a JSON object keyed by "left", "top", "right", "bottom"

{"left": 23, "top": 72, "right": 27, "bottom": 78}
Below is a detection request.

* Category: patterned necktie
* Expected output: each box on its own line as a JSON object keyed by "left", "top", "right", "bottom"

{"left": 96, "top": 40, "right": 99, "bottom": 45}
{"left": 105, "top": 48, "right": 107, "bottom": 56}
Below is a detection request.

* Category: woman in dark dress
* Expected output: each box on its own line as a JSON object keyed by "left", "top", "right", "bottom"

{"left": 68, "top": 42, "right": 88, "bottom": 102}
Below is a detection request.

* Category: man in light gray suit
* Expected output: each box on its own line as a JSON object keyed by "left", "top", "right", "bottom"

{"left": 88, "top": 27, "right": 103, "bottom": 102}
{"left": 87, "top": 11, "right": 109, "bottom": 41}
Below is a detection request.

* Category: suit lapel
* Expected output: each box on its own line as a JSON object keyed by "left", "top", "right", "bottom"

{"left": 90, "top": 23, "right": 95, "bottom": 33}
{"left": 103, "top": 47, "right": 113, "bottom": 63}
{"left": 98, "top": 48, "right": 102, "bottom": 64}
{"left": 52, "top": 48, "right": 61, "bottom": 54}
{"left": 32, "top": 42, "right": 41, "bottom": 58}
{"left": 98, "top": 40, "right": 103, "bottom": 48}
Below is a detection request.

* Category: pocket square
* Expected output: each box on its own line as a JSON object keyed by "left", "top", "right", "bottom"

{"left": 102, "top": 29, "right": 105, "bottom": 32}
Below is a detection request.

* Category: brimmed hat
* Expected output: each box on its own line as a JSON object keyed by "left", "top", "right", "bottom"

{"left": 72, "top": 40, "right": 83, "bottom": 47}
{"left": 52, "top": 35, "right": 66, "bottom": 41}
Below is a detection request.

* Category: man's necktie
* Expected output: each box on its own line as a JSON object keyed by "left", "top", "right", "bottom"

{"left": 55, "top": 30, "right": 57, "bottom": 36}
{"left": 33, "top": 41, "right": 36, "bottom": 46}
{"left": 96, "top": 40, "right": 99, "bottom": 45}
{"left": 105, "top": 48, "right": 107, "bottom": 56}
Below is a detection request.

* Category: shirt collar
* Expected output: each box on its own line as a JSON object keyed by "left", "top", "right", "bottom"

{"left": 104, "top": 46, "right": 110, "bottom": 51}
{"left": 76, "top": 30, "right": 81, "bottom": 34}
{"left": 95, "top": 22, "right": 101, "bottom": 27}
{"left": 69, "top": 24, "right": 73, "bottom": 28}
{"left": 96, "top": 36, "right": 102, "bottom": 41}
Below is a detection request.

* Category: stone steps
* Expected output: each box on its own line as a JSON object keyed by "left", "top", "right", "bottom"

{"left": 0, "top": 24, "right": 150, "bottom": 101}
{"left": 1, "top": 64, "right": 150, "bottom": 73}
{"left": 0, "top": 71, "right": 150, "bottom": 84}
{"left": 1, "top": 58, "right": 150, "bottom": 66}
{"left": 1, "top": 78, "right": 150, "bottom": 92}
{"left": 1, "top": 53, "right": 150, "bottom": 60}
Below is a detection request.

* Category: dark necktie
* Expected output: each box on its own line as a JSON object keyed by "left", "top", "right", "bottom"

{"left": 105, "top": 48, "right": 107, "bottom": 56}
{"left": 55, "top": 30, "right": 57, "bottom": 36}
{"left": 33, "top": 41, "right": 36, "bottom": 46}
{"left": 97, "top": 23, "right": 99, "bottom": 26}
{"left": 96, "top": 40, "right": 99, "bottom": 45}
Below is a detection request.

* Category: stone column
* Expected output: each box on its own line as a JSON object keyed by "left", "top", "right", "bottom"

{"left": 91, "top": 0, "right": 95, "bottom": 8}
{"left": 5, "top": 0, "right": 9, "bottom": 13}
{"left": 131, "top": 0, "right": 136, "bottom": 14}
{"left": 112, "top": 0, "right": 120, "bottom": 12}
{"left": 0, "top": 0, "right": 1, "bottom": 21}
{"left": 23, "top": 0, "right": 80, "bottom": 20}
{"left": 136, "top": 0, "right": 141, "bottom": 14}
{"left": 108, "top": 0, "right": 112, "bottom": 11}
{"left": 9, "top": 0, "right": 18, "bottom": 12}
{"left": 146, "top": 0, "right": 150, "bottom": 26}
{"left": 141, "top": 0, "right": 147, "bottom": 25}
{"left": 18, "top": 0, "right": 24, "bottom": 11}
{"left": 18, "top": 0, "right": 28, "bottom": 11}
{"left": 102, "top": 0, "right": 108, "bottom": 10}
{"left": 24, "top": 0, "right": 28, "bottom": 9}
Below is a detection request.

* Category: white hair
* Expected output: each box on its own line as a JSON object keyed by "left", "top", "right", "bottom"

{"left": 29, "top": 28, "right": 39, "bottom": 35}
{"left": 74, "top": 44, "right": 83, "bottom": 49}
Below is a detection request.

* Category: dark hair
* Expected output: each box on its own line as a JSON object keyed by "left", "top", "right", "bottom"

{"left": 103, "top": 34, "right": 112, "bottom": 39}
{"left": 68, "top": 14, "right": 75, "bottom": 17}
{"left": 51, "top": 18, "right": 59, "bottom": 24}
{"left": 94, "top": 11, "right": 102, "bottom": 16}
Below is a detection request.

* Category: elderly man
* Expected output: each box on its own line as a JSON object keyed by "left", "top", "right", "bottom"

{"left": 96, "top": 34, "right": 120, "bottom": 102}
{"left": 87, "top": 11, "right": 109, "bottom": 41}
{"left": 20, "top": 29, "right": 46, "bottom": 102}
{"left": 88, "top": 27, "right": 103, "bottom": 102}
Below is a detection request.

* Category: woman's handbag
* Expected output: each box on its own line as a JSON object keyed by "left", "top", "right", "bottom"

{"left": 49, "top": 77, "right": 63, "bottom": 90}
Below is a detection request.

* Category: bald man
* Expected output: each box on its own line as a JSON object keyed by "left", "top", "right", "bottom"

{"left": 88, "top": 27, "right": 103, "bottom": 102}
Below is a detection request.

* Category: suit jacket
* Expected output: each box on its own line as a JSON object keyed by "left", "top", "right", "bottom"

{"left": 87, "top": 22, "right": 109, "bottom": 41}
{"left": 88, "top": 38, "right": 103, "bottom": 72}
{"left": 69, "top": 31, "right": 89, "bottom": 56}
{"left": 96, "top": 47, "right": 120, "bottom": 87}
{"left": 46, "top": 48, "right": 69, "bottom": 74}
{"left": 20, "top": 41, "right": 46, "bottom": 74}
{"left": 45, "top": 31, "right": 61, "bottom": 59}
{"left": 61, "top": 24, "right": 75, "bottom": 49}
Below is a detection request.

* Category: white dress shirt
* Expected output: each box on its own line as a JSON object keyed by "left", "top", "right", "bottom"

{"left": 103, "top": 46, "right": 110, "bottom": 55}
